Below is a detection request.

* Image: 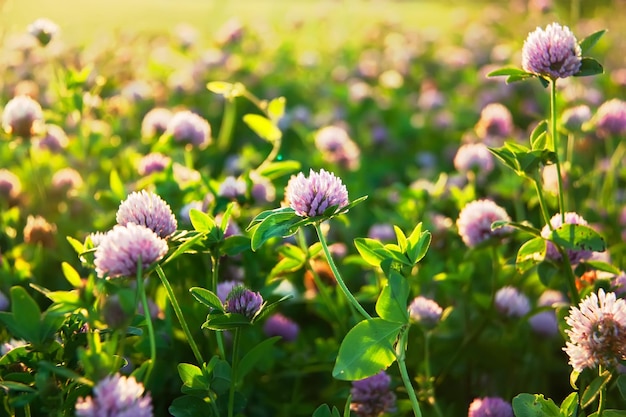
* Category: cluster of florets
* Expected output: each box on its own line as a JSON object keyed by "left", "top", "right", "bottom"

{"left": 456, "top": 199, "right": 511, "bottom": 248}
{"left": 285, "top": 169, "right": 349, "bottom": 218}
{"left": 350, "top": 371, "right": 397, "bottom": 417}
{"left": 522, "top": 23, "right": 581, "bottom": 79}
{"left": 75, "top": 374, "right": 153, "bottom": 417}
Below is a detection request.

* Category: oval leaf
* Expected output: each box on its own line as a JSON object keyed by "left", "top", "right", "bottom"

{"left": 375, "top": 271, "right": 409, "bottom": 324}
{"left": 512, "top": 393, "right": 560, "bottom": 417}
{"left": 189, "top": 287, "right": 224, "bottom": 311}
{"left": 243, "top": 114, "right": 282, "bottom": 142}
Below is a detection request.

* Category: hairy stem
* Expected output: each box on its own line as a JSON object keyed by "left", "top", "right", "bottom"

{"left": 396, "top": 327, "right": 423, "bottom": 417}
{"left": 550, "top": 80, "right": 566, "bottom": 222}
{"left": 136, "top": 266, "right": 156, "bottom": 384}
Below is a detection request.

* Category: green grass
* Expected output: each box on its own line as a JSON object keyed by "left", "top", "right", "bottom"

{"left": 1, "top": 0, "right": 478, "bottom": 49}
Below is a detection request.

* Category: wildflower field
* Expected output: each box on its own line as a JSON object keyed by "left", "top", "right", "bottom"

{"left": 2, "top": 0, "right": 626, "bottom": 416}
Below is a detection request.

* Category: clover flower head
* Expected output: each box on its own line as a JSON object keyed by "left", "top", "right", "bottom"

{"left": 522, "top": 23, "right": 581, "bottom": 79}
{"left": 116, "top": 190, "right": 177, "bottom": 239}
{"left": 263, "top": 313, "right": 299, "bottom": 342}
{"left": 141, "top": 107, "right": 173, "bottom": 138}
{"left": 529, "top": 289, "right": 567, "bottom": 336}
{"left": 561, "top": 104, "right": 592, "bottom": 133}
{"left": 495, "top": 286, "right": 531, "bottom": 318}
{"left": 138, "top": 152, "right": 171, "bottom": 176}
{"left": 541, "top": 212, "right": 594, "bottom": 265}
{"left": 350, "top": 371, "right": 397, "bottom": 417}
{"left": 224, "top": 285, "right": 263, "bottom": 319}
{"left": 314, "top": 125, "right": 361, "bottom": 170}
{"left": 456, "top": 199, "right": 511, "bottom": 248}
{"left": 75, "top": 373, "right": 153, "bottom": 417}
{"left": 94, "top": 223, "right": 168, "bottom": 279}
{"left": 594, "top": 98, "right": 626, "bottom": 138}
{"left": 27, "top": 18, "right": 59, "bottom": 46}
{"left": 218, "top": 176, "right": 246, "bottom": 199}
{"left": 285, "top": 169, "right": 349, "bottom": 218}
{"left": 0, "top": 290, "right": 8, "bottom": 311}
{"left": 367, "top": 223, "right": 396, "bottom": 242}
{"left": 24, "top": 215, "right": 56, "bottom": 248}
{"left": 468, "top": 396, "right": 513, "bottom": 417}
{"left": 408, "top": 296, "right": 443, "bottom": 328}
{"left": 217, "top": 280, "right": 240, "bottom": 303}
{"left": 564, "top": 289, "right": 626, "bottom": 372}
{"left": 0, "top": 169, "right": 21, "bottom": 201}
{"left": 1, "top": 339, "right": 28, "bottom": 356}
{"left": 52, "top": 168, "right": 83, "bottom": 195}
{"left": 474, "top": 103, "right": 513, "bottom": 141}
{"left": 453, "top": 143, "right": 494, "bottom": 175}
{"left": 250, "top": 175, "right": 276, "bottom": 204}
{"left": 2, "top": 95, "right": 44, "bottom": 137}
{"left": 37, "top": 124, "right": 69, "bottom": 152}
{"left": 166, "top": 110, "right": 211, "bottom": 149}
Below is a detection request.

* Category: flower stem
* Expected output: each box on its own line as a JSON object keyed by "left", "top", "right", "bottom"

{"left": 424, "top": 331, "right": 443, "bottom": 417}
{"left": 217, "top": 97, "right": 237, "bottom": 154}
{"left": 210, "top": 252, "right": 227, "bottom": 360}
{"left": 314, "top": 223, "right": 371, "bottom": 320}
{"left": 136, "top": 270, "right": 156, "bottom": 385}
{"left": 155, "top": 264, "right": 205, "bottom": 365}
{"left": 533, "top": 179, "right": 553, "bottom": 229}
{"left": 228, "top": 328, "right": 241, "bottom": 417}
{"left": 550, "top": 80, "right": 566, "bottom": 223}
{"left": 396, "top": 327, "right": 423, "bottom": 417}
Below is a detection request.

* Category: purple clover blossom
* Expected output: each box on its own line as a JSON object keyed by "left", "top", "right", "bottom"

{"left": 250, "top": 175, "right": 276, "bottom": 204}
{"left": 1, "top": 95, "right": 44, "bottom": 138}
{"left": 27, "top": 18, "right": 59, "bottom": 46}
{"left": 408, "top": 296, "right": 443, "bottom": 329}
{"left": 75, "top": 373, "right": 153, "bottom": 417}
{"left": 540, "top": 212, "right": 594, "bottom": 265}
{"left": 521, "top": 23, "right": 582, "bottom": 80}
{"left": 468, "top": 396, "right": 514, "bottom": 417}
{"left": 474, "top": 103, "right": 513, "bottom": 142}
{"left": 1, "top": 339, "right": 28, "bottom": 356}
{"left": 529, "top": 289, "right": 567, "bottom": 337}
{"left": 225, "top": 286, "right": 263, "bottom": 319}
{"left": 217, "top": 280, "right": 240, "bottom": 303}
{"left": 564, "top": 289, "right": 626, "bottom": 372}
{"left": 453, "top": 143, "right": 494, "bottom": 175}
{"left": 367, "top": 223, "right": 396, "bottom": 242}
{"left": 285, "top": 169, "right": 349, "bottom": 218}
{"left": 51, "top": 168, "right": 83, "bottom": 193}
{"left": 612, "top": 271, "right": 626, "bottom": 296}
{"left": 594, "top": 98, "right": 626, "bottom": 138}
{"left": 37, "top": 124, "right": 69, "bottom": 152}
{"left": 314, "top": 125, "right": 361, "bottom": 170}
{"left": 218, "top": 176, "right": 246, "bottom": 199}
{"left": 561, "top": 104, "right": 592, "bottom": 133}
{"left": 165, "top": 110, "right": 211, "bottom": 149}
{"left": 495, "top": 286, "right": 531, "bottom": 318}
{"left": 0, "top": 169, "right": 21, "bottom": 201}
{"left": 116, "top": 190, "right": 177, "bottom": 239}
{"left": 263, "top": 313, "right": 300, "bottom": 342}
{"left": 350, "top": 371, "right": 397, "bottom": 417}
{"left": 0, "top": 290, "right": 8, "bottom": 311}
{"left": 456, "top": 199, "right": 511, "bottom": 248}
{"left": 141, "top": 108, "right": 173, "bottom": 138}
{"left": 137, "top": 152, "right": 171, "bottom": 176}
{"left": 94, "top": 224, "right": 168, "bottom": 279}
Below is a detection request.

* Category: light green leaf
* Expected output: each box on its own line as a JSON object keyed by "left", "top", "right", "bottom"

{"left": 243, "top": 114, "right": 282, "bottom": 143}
{"left": 267, "top": 97, "right": 286, "bottom": 122}
{"left": 62, "top": 262, "right": 83, "bottom": 288}
{"left": 354, "top": 238, "right": 392, "bottom": 267}
{"left": 516, "top": 237, "right": 546, "bottom": 273}
{"left": 189, "top": 209, "right": 216, "bottom": 233}
{"left": 375, "top": 271, "right": 409, "bottom": 324}
{"left": 579, "top": 29, "right": 606, "bottom": 54}
{"left": 512, "top": 393, "right": 560, "bottom": 417}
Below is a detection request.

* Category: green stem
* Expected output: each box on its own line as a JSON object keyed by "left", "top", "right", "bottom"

{"left": 556, "top": 245, "right": 581, "bottom": 305}
{"left": 533, "top": 179, "right": 553, "bottom": 229}
{"left": 228, "top": 328, "right": 241, "bottom": 417}
{"left": 396, "top": 327, "right": 422, "bottom": 417}
{"left": 598, "top": 366, "right": 606, "bottom": 417}
{"left": 314, "top": 223, "right": 371, "bottom": 320}
{"left": 210, "top": 252, "right": 226, "bottom": 360}
{"left": 136, "top": 270, "right": 156, "bottom": 384}
{"left": 550, "top": 80, "right": 566, "bottom": 222}
{"left": 155, "top": 264, "right": 205, "bottom": 365}
{"left": 217, "top": 97, "right": 237, "bottom": 154}
{"left": 424, "top": 331, "right": 444, "bottom": 417}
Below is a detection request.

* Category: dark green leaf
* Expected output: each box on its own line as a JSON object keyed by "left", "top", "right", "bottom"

{"left": 177, "top": 363, "right": 210, "bottom": 391}
{"left": 574, "top": 58, "right": 604, "bottom": 77}
{"left": 169, "top": 395, "right": 215, "bottom": 417}
{"left": 237, "top": 336, "right": 281, "bottom": 384}
{"left": 549, "top": 224, "right": 606, "bottom": 252}
{"left": 249, "top": 211, "right": 306, "bottom": 251}
{"left": 189, "top": 287, "right": 224, "bottom": 312}
{"left": 581, "top": 260, "right": 621, "bottom": 275}
{"left": 581, "top": 370, "right": 612, "bottom": 408}
{"left": 589, "top": 410, "right": 626, "bottom": 417}
{"left": 332, "top": 318, "right": 402, "bottom": 380}
{"left": 512, "top": 393, "right": 560, "bottom": 417}
{"left": 312, "top": 404, "right": 341, "bottom": 417}
{"left": 579, "top": 29, "right": 606, "bottom": 54}
{"left": 38, "top": 361, "right": 92, "bottom": 385}
{"left": 560, "top": 392, "right": 578, "bottom": 417}
{"left": 375, "top": 271, "right": 409, "bottom": 324}
{"left": 0, "top": 381, "right": 36, "bottom": 393}
{"left": 617, "top": 374, "right": 626, "bottom": 400}
{"left": 202, "top": 313, "right": 251, "bottom": 331}
{"left": 210, "top": 360, "right": 231, "bottom": 395}
{"left": 220, "top": 235, "right": 251, "bottom": 256}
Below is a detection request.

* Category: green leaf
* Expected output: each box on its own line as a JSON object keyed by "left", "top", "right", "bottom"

{"left": 267, "top": 97, "right": 286, "bottom": 122}
{"left": 375, "top": 271, "right": 409, "bottom": 324}
{"left": 37, "top": 361, "right": 92, "bottom": 386}
{"left": 162, "top": 232, "right": 206, "bottom": 265}
{"left": 492, "top": 220, "right": 541, "bottom": 236}
{"left": 202, "top": 313, "right": 251, "bottom": 331}
{"left": 269, "top": 256, "right": 306, "bottom": 278}
{"left": 530, "top": 120, "right": 548, "bottom": 150}
{"left": 574, "top": 57, "right": 604, "bottom": 77}
{"left": 393, "top": 226, "right": 407, "bottom": 253}
{"left": 407, "top": 231, "right": 431, "bottom": 265}
{"left": 589, "top": 410, "right": 626, "bottom": 417}
{"left": 581, "top": 369, "right": 612, "bottom": 408}
{"left": 516, "top": 237, "right": 546, "bottom": 273}
{"left": 177, "top": 363, "right": 210, "bottom": 391}
{"left": 616, "top": 374, "right": 626, "bottom": 400}
{"left": 548, "top": 224, "right": 606, "bottom": 252}
{"left": 579, "top": 29, "right": 606, "bottom": 54}
{"left": 61, "top": 262, "right": 83, "bottom": 288}
{"left": 581, "top": 260, "right": 621, "bottom": 275}
{"left": 169, "top": 395, "right": 215, "bottom": 417}
{"left": 189, "top": 209, "right": 216, "bottom": 233}
{"left": 247, "top": 207, "right": 296, "bottom": 230}
{"left": 109, "top": 169, "right": 126, "bottom": 200}
{"left": 560, "top": 392, "right": 578, "bottom": 417}
{"left": 9, "top": 287, "right": 41, "bottom": 343}
{"left": 354, "top": 238, "right": 392, "bottom": 267}
{"left": 249, "top": 210, "right": 305, "bottom": 251}
{"left": 220, "top": 235, "right": 251, "bottom": 257}
{"left": 206, "top": 81, "right": 245, "bottom": 98}
{"left": 210, "top": 359, "right": 231, "bottom": 395}
{"left": 0, "top": 381, "right": 36, "bottom": 393}
{"left": 487, "top": 67, "right": 532, "bottom": 78}
{"left": 489, "top": 145, "right": 520, "bottom": 173}
{"left": 332, "top": 318, "right": 402, "bottom": 380}
{"left": 237, "top": 336, "right": 281, "bottom": 384}
{"left": 189, "top": 287, "right": 224, "bottom": 311}
{"left": 312, "top": 404, "right": 341, "bottom": 417}
{"left": 256, "top": 160, "right": 301, "bottom": 179}
{"left": 512, "top": 393, "right": 560, "bottom": 417}
{"left": 243, "top": 114, "right": 282, "bottom": 142}
{"left": 66, "top": 236, "right": 85, "bottom": 255}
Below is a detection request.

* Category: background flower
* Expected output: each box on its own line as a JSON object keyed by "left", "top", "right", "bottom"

{"left": 75, "top": 374, "right": 153, "bottom": 417}
{"left": 456, "top": 199, "right": 511, "bottom": 247}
